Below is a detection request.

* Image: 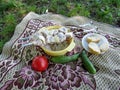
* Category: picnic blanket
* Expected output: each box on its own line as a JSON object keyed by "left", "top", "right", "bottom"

{"left": 0, "top": 12, "right": 120, "bottom": 90}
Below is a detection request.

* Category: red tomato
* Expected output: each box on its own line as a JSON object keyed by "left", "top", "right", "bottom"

{"left": 32, "top": 56, "right": 48, "bottom": 72}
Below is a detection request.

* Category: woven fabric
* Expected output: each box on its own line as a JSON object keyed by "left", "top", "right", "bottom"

{"left": 0, "top": 12, "right": 120, "bottom": 90}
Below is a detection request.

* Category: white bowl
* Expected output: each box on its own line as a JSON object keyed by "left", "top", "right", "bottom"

{"left": 82, "top": 33, "right": 109, "bottom": 54}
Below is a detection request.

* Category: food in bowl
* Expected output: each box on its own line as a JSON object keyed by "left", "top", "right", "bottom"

{"left": 38, "top": 25, "right": 75, "bottom": 56}
{"left": 82, "top": 33, "right": 109, "bottom": 55}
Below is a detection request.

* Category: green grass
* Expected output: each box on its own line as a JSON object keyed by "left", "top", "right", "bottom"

{"left": 0, "top": 0, "right": 120, "bottom": 53}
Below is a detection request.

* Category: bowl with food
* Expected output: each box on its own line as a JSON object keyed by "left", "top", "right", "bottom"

{"left": 82, "top": 33, "right": 109, "bottom": 55}
{"left": 40, "top": 25, "right": 75, "bottom": 56}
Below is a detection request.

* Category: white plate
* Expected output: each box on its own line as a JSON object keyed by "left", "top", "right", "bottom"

{"left": 82, "top": 33, "right": 109, "bottom": 54}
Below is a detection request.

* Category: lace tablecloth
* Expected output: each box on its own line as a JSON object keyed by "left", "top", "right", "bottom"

{"left": 0, "top": 12, "right": 120, "bottom": 90}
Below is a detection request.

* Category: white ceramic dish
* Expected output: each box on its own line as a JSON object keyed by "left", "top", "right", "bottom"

{"left": 82, "top": 33, "right": 109, "bottom": 54}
